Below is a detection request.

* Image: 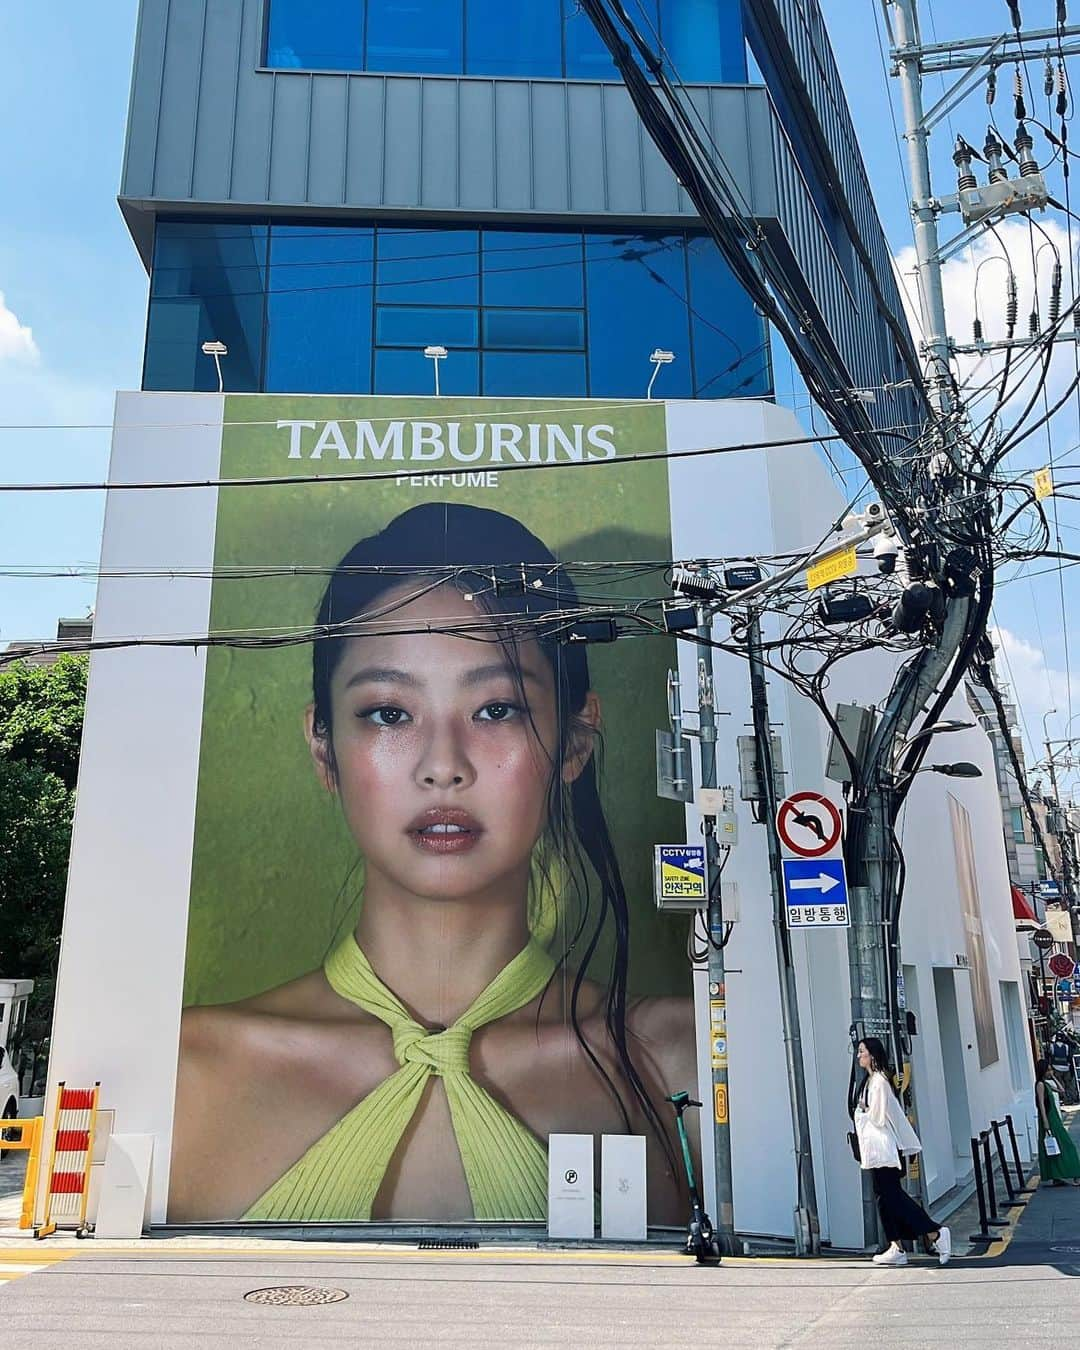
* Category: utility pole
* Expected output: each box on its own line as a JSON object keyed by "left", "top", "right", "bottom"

{"left": 840, "top": 0, "right": 976, "bottom": 1246}
{"left": 696, "top": 607, "right": 738, "bottom": 1255}
{"left": 1043, "top": 738, "right": 1080, "bottom": 952}
{"left": 746, "top": 612, "right": 820, "bottom": 1256}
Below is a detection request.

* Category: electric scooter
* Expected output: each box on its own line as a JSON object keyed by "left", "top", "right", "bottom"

{"left": 666, "top": 1090, "right": 722, "bottom": 1264}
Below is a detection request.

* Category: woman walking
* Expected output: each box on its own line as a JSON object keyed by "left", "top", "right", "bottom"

{"left": 853, "top": 1038, "right": 951, "bottom": 1267}
{"left": 1036, "top": 1057, "right": 1080, "bottom": 1186}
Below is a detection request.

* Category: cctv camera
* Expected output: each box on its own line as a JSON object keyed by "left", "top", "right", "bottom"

{"left": 873, "top": 533, "right": 900, "bottom": 575}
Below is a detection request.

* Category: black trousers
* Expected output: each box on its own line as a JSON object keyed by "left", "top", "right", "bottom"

{"left": 871, "top": 1166, "right": 938, "bottom": 1243}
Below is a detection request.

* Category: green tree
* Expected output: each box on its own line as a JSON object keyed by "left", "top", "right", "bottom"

{"left": 0, "top": 655, "right": 87, "bottom": 1090}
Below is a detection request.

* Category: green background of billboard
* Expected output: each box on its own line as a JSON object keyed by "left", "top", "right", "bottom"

{"left": 185, "top": 396, "right": 687, "bottom": 1004}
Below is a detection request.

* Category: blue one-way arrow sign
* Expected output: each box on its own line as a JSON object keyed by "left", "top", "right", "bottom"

{"left": 781, "top": 857, "right": 850, "bottom": 929}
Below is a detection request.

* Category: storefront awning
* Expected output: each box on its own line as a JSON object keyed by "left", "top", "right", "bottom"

{"left": 1012, "top": 885, "right": 1037, "bottom": 923}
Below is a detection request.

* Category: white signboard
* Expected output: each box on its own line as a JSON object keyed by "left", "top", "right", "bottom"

{"left": 547, "top": 1133, "right": 594, "bottom": 1240}
{"left": 600, "top": 1134, "right": 647, "bottom": 1241}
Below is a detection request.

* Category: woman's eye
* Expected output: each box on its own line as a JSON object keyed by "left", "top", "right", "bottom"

{"left": 361, "top": 705, "right": 411, "bottom": 727}
{"left": 476, "top": 701, "right": 521, "bottom": 723}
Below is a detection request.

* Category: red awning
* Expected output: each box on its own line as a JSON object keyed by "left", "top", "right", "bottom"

{"left": 1012, "top": 885, "right": 1037, "bottom": 922}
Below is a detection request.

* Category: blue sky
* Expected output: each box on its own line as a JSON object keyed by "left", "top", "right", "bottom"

{"left": 0, "top": 0, "right": 1075, "bottom": 774}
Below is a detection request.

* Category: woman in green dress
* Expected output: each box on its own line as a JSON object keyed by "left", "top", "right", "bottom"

{"left": 1036, "top": 1057, "right": 1080, "bottom": 1186}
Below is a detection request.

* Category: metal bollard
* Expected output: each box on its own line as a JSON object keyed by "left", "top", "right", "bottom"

{"left": 991, "top": 1120, "right": 1018, "bottom": 1203}
{"left": 969, "top": 1136, "right": 992, "bottom": 1241}
{"left": 1005, "top": 1114, "right": 1036, "bottom": 1194}
{"left": 982, "top": 1130, "right": 1009, "bottom": 1227}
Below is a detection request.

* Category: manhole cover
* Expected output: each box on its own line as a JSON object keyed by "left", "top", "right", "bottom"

{"left": 1051, "top": 1246, "right": 1080, "bottom": 1255}
{"left": 244, "top": 1286, "right": 349, "bottom": 1307}
{"left": 417, "top": 1239, "right": 479, "bottom": 1250}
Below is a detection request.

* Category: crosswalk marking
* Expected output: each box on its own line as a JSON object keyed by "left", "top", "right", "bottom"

{"left": 0, "top": 1252, "right": 72, "bottom": 1286}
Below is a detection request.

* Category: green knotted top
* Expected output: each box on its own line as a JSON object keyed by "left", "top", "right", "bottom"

{"left": 243, "top": 932, "right": 557, "bottom": 1222}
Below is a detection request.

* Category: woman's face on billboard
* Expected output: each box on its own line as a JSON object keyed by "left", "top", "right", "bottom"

{"left": 308, "top": 581, "right": 596, "bottom": 906}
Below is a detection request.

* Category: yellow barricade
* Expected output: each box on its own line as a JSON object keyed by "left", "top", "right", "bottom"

{"left": 1, "top": 1116, "right": 45, "bottom": 1230}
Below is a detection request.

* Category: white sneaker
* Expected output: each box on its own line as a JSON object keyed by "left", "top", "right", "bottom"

{"left": 872, "top": 1247, "right": 908, "bottom": 1266}
{"left": 935, "top": 1226, "right": 952, "bottom": 1266}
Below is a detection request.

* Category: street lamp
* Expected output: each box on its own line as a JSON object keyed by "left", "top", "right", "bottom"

{"left": 894, "top": 761, "right": 983, "bottom": 788}
{"left": 200, "top": 340, "right": 228, "bottom": 393}
{"left": 896, "top": 719, "right": 974, "bottom": 754}
{"left": 647, "top": 349, "right": 675, "bottom": 399}
{"left": 423, "top": 345, "right": 448, "bottom": 396}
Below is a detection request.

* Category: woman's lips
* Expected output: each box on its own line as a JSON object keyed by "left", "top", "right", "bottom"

{"left": 407, "top": 808, "right": 483, "bottom": 855}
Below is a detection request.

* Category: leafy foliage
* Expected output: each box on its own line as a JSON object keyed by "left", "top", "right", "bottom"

{"left": 0, "top": 655, "right": 87, "bottom": 1089}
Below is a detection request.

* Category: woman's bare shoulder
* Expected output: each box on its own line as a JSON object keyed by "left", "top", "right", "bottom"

{"left": 627, "top": 993, "right": 697, "bottom": 1094}
{"left": 183, "top": 969, "right": 362, "bottom": 1043}
{"left": 627, "top": 992, "right": 695, "bottom": 1043}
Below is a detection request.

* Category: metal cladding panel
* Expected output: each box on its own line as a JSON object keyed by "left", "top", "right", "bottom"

{"left": 308, "top": 76, "right": 348, "bottom": 206}
{"left": 229, "top": 0, "right": 274, "bottom": 203}
{"left": 420, "top": 81, "right": 461, "bottom": 210}
{"left": 153, "top": 0, "right": 207, "bottom": 200}
{"left": 531, "top": 84, "right": 571, "bottom": 214}
{"left": 122, "top": 0, "right": 170, "bottom": 196}
{"left": 384, "top": 79, "right": 423, "bottom": 206}
{"left": 458, "top": 83, "right": 497, "bottom": 210}
{"left": 493, "top": 82, "right": 534, "bottom": 211}
{"left": 566, "top": 84, "right": 607, "bottom": 215}
{"left": 345, "top": 80, "right": 386, "bottom": 206}
{"left": 191, "top": 0, "right": 244, "bottom": 202}
{"left": 122, "top": 0, "right": 776, "bottom": 227}
{"left": 744, "top": 0, "right": 926, "bottom": 427}
{"left": 269, "top": 76, "right": 312, "bottom": 204}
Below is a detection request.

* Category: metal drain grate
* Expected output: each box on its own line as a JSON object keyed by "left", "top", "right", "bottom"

{"left": 417, "top": 1239, "right": 480, "bottom": 1250}
{"left": 244, "top": 1286, "right": 349, "bottom": 1307}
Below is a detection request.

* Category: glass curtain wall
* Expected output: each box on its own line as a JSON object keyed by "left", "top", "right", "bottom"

{"left": 265, "top": 0, "right": 747, "bottom": 82}
{"left": 144, "top": 220, "right": 771, "bottom": 401}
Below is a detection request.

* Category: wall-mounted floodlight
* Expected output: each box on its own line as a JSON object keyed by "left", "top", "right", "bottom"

{"left": 201, "top": 340, "right": 228, "bottom": 394}
{"left": 424, "top": 345, "right": 448, "bottom": 396}
{"left": 647, "top": 349, "right": 676, "bottom": 399}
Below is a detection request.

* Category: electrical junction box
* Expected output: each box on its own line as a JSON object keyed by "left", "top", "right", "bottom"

{"left": 956, "top": 173, "right": 1048, "bottom": 225}
{"left": 699, "top": 786, "right": 738, "bottom": 845}
{"left": 737, "top": 734, "right": 785, "bottom": 802}
{"left": 824, "top": 703, "right": 876, "bottom": 785}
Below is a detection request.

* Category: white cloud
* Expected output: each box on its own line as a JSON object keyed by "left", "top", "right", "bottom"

{"left": 895, "top": 218, "right": 1079, "bottom": 445}
{"left": 991, "top": 623, "right": 1080, "bottom": 739}
{"left": 0, "top": 290, "right": 39, "bottom": 362}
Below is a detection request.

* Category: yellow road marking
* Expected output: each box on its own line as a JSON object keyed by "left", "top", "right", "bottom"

{"left": 983, "top": 1167, "right": 1041, "bottom": 1259}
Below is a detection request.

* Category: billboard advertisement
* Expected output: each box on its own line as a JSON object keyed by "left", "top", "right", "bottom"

{"left": 49, "top": 391, "right": 838, "bottom": 1233}
{"left": 136, "top": 395, "right": 696, "bottom": 1224}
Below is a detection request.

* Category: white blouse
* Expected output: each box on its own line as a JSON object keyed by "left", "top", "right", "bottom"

{"left": 854, "top": 1071, "right": 923, "bottom": 1170}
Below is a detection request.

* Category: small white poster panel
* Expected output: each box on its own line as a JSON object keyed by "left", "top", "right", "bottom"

{"left": 547, "top": 1133, "right": 594, "bottom": 1239}
{"left": 600, "top": 1134, "right": 647, "bottom": 1241}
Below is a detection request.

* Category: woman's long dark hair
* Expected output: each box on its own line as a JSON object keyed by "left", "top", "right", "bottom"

{"left": 311, "top": 501, "right": 672, "bottom": 1156}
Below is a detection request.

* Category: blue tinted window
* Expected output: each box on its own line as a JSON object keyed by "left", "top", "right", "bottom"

{"left": 376, "top": 307, "right": 479, "bottom": 347}
{"left": 686, "top": 237, "right": 770, "bottom": 397}
{"left": 659, "top": 0, "right": 746, "bottom": 83}
{"left": 266, "top": 226, "right": 373, "bottom": 393}
{"left": 483, "top": 352, "right": 587, "bottom": 396}
{"left": 466, "top": 0, "right": 562, "bottom": 77}
{"left": 376, "top": 229, "right": 479, "bottom": 305}
{"left": 483, "top": 310, "right": 584, "bottom": 350}
{"left": 266, "top": 0, "right": 363, "bottom": 69}
{"left": 483, "top": 232, "right": 584, "bottom": 308}
{"left": 146, "top": 223, "right": 266, "bottom": 392}
{"left": 365, "top": 0, "right": 463, "bottom": 74}
{"left": 375, "top": 347, "right": 479, "bottom": 395}
{"left": 564, "top": 0, "right": 659, "bottom": 79}
{"left": 585, "top": 233, "right": 692, "bottom": 398}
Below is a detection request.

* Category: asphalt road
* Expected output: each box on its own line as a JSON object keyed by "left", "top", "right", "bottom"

{"left": 0, "top": 1236, "right": 1075, "bottom": 1349}
{"left": 4, "top": 1138, "right": 1080, "bottom": 1349}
